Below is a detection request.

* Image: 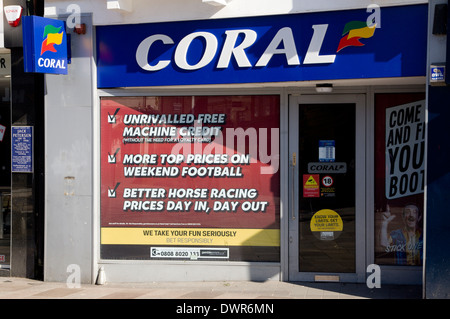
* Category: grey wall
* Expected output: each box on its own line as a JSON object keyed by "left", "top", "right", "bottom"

{"left": 44, "top": 15, "right": 94, "bottom": 284}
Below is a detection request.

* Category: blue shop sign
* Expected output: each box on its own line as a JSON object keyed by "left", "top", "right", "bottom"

{"left": 96, "top": 4, "right": 427, "bottom": 88}
{"left": 23, "top": 16, "right": 68, "bottom": 75}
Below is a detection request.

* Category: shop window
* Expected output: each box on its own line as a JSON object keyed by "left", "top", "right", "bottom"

{"left": 374, "top": 93, "right": 425, "bottom": 266}
{"left": 100, "top": 95, "right": 280, "bottom": 262}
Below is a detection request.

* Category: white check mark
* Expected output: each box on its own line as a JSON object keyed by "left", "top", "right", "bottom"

{"left": 108, "top": 148, "right": 120, "bottom": 163}
{"left": 108, "top": 183, "right": 120, "bottom": 198}
{"left": 107, "top": 108, "right": 120, "bottom": 124}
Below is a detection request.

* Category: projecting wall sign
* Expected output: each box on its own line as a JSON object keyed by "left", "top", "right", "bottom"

{"left": 22, "top": 16, "right": 68, "bottom": 75}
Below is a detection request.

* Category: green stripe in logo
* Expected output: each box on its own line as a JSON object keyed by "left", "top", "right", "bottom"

{"left": 42, "top": 25, "right": 62, "bottom": 39}
{"left": 341, "top": 21, "right": 367, "bottom": 36}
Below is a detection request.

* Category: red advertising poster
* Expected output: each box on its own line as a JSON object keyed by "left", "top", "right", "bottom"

{"left": 374, "top": 93, "right": 425, "bottom": 266}
{"left": 100, "top": 96, "right": 280, "bottom": 261}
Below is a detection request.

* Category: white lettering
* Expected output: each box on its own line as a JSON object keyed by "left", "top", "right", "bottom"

{"left": 37, "top": 58, "right": 66, "bottom": 69}
{"left": 304, "top": 24, "right": 336, "bottom": 64}
{"left": 136, "top": 24, "right": 338, "bottom": 72}
{"left": 217, "top": 29, "right": 257, "bottom": 68}
{"left": 136, "top": 34, "right": 174, "bottom": 71}
{"left": 255, "top": 27, "right": 300, "bottom": 67}
{"left": 174, "top": 32, "right": 218, "bottom": 70}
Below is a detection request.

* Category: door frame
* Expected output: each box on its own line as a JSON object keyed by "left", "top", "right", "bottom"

{"left": 288, "top": 94, "right": 366, "bottom": 283}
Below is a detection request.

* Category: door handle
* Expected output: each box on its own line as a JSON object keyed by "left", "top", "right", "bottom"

{"left": 291, "top": 152, "right": 296, "bottom": 220}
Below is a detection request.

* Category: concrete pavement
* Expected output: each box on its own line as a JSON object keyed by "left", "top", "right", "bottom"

{"left": 0, "top": 277, "right": 422, "bottom": 299}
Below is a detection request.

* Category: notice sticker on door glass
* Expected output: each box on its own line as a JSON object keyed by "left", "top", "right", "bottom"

{"left": 310, "top": 209, "right": 343, "bottom": 240}
{"left": 319, "top": 140, "right": 335, "bottom": 162}
{"left": 303, "top": 174, "right": 320, "bottom": 198}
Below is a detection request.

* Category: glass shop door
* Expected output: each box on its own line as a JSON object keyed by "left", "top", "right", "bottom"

{"left": 288, "top": 94, "right": 366, "bottom": 282}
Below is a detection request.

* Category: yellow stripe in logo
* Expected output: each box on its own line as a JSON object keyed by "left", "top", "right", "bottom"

{"left": 47, "top": 32, "right": 63, "bottom": 45}
{"left": 348, "top": 24, "right": 376, "bottom": 39}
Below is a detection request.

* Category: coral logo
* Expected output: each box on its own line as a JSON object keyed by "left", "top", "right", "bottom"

{"left": 41, "top": 25, "right": 64, "bottom": 55}
{"left": 337, "top": 20, "right": 377, "bottom": 52}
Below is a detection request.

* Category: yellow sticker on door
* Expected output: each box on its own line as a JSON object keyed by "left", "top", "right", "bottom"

{"left": 310, "top": 209, "right": 343, "bottom": 232}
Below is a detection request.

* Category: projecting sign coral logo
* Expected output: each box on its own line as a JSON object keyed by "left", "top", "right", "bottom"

{"left": 37, "top": 24, "right": 67, "bottom": 71}
{"left": 41, "top": 25, "right": 64, "bottom": 55}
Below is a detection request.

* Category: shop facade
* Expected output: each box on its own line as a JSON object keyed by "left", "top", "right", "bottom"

{"left": 5, "top": 0, "right": 440, "bottom": 288}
